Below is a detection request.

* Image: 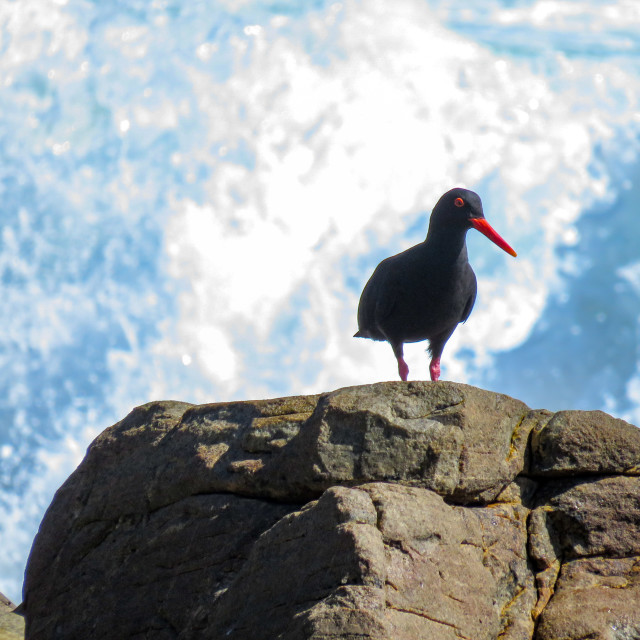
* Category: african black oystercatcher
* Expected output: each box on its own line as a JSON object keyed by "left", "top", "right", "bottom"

{"left": 354, "top": 188, "right": 517, "bottom": 381}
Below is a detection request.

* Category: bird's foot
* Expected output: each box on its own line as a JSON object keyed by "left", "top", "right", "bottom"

{"left": 397, "top": 357, "right": 409, "bottom": 381}
{"left": 429, "top": 357, "right": 441, "bottom": 382}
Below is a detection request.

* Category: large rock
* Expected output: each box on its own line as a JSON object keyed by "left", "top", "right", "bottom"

{"left": 182, "top": 483, "right": 535, "bottom": 640}
{"left": 279, "top": 381, "right": 531, "bottom": 503}
{"left": 72, "top": 381, "right": 531, "bottom": 508}
{"left": 527, "top": 475, "right": 640, "bottom": 625}
{"left": 25, "top": 492, "right": 296, "bottom": 639}
{"left": 530, "top": 410, "right": 640, "bottom": 476}
{"left": 531, "top": 476, "right": 640, "bottom": 559}
{"left": 21, "top": 382, "right": 640, "bottom": 639}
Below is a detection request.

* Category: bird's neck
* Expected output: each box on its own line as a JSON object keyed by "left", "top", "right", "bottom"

{"left": 424, "top": 226, "right": 469, "bottom": 265}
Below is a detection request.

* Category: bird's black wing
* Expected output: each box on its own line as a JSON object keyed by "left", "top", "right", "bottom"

{"left": 373, "top": 260, "right": 399, "bottom": 320}
{"left": 355, "top": 256, "right": 399, "bottom": 339}
{"left": 460, "top": 268, "right": 477, "bottom": 324}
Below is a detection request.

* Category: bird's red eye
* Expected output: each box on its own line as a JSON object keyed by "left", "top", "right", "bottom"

{"left": 454, "top": 197, "right": 465, "bottom": 208}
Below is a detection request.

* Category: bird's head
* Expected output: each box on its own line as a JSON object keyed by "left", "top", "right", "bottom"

{"left": 431, "top": 188, "right": 517, "bottom": 257}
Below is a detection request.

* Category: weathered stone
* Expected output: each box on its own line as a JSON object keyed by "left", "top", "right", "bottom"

{"left": 25, "top": 494, "right": 296, "bottom": 640}
{"left": 494, "top": 477, "right": 538, "bottom": 506}
{"left": 531, "top": 410, "right": 640, "bottom": 476}
{"left": 363, "top": 483, "right": 535, "bottom": 640}
{"left": 370, "top": 483, "right": 499, "bottom": 639}
{"left": 152, "top": 392, "right": 321, "bottom": 505}
{"left": 280, "top": 381, "right": 531, "bottom": 503}
{"left": 536, "top": 556, "right": 640, "bottom": 640}
{"left": 183, "top": 485, "right": 387, "bottom": 639}
{"left": 527, "top": 506, "right": 561, "bottom": 620}
{"left": 62, "top": 399, "right": 195, "bottom": 524}
{"left": 182, "top": 483, "right": 535, "bottom": 640}
{"left": 0, "top": 593, "right": 24, "bottom": 640}
{"left": 37, "top": 383, "right": 531, "bottom": 528}
{"left": 471, "top": 502, "right": 536, "bottom": 640}
{"left": 147, "top": 382, "right": 530, "bottom": 505}
{"left": 0, "top": 594, "right": 16, "bottom": 609}
{"left": 515, "top": 409, "right": 553, "bottom": 475}
{"left": 74, "top": 394, "right": 320, "bottom": 517}
{"left": 532, "top": 476, "right": 640, "bottom": 558}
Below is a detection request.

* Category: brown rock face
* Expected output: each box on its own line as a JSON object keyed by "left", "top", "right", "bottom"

{"left": 186, "top": 484, "right": 535, "bottom": 640}
{"left": 535, "top": 557, "right": 640, "bottom": 640}
{"left": 21, "top": 382, "right": 640, "bottom": 639}
{"left": 0, "top": 592, "right": 24, "bottom": 640}
{"left": 530, "top": 409, "right": 640, "bottom": 476}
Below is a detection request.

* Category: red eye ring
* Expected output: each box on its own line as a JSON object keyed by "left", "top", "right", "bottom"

{"left": 454, "top": 197, "right": 465, "bottom": 208}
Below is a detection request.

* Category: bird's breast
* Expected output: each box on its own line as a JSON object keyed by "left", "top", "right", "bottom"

{"left": 378, "top": 262, "right": 474, "bottom": 342}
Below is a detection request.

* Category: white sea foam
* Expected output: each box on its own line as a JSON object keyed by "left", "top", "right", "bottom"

{"left": 163, "top": 0, "right": 640, "bottom": 390}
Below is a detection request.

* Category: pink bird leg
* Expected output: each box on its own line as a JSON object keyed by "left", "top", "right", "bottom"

{"left": 429, "top": 357, "right": 441, "bottom": 382}
{"left": 397, "top": 356, "right": 409, "bottom": 381}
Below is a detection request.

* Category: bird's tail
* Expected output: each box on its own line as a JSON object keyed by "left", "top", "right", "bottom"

{"left": 354, "top": 328, "right": 384, "bottom": 341}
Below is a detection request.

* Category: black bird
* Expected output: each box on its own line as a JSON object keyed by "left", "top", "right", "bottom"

{"left": 354, "top": 188, "right": 517, "bottom": 381}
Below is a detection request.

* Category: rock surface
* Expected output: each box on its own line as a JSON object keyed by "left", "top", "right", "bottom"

{"left": 21, "top": 381, "right": 640, "bottom": 639}
{"left": 535, "top": 556, "right": 640, "bottom": 640}
{"left": 0, "top": 593, "right": 24, "bottom": 640}
{"left": 530, "top": 409, "right": 640, "bottom": 476}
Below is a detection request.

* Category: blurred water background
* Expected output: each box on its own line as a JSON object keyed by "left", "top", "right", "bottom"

{"left": 1, "top": 0, "right": 640, "bottom": 602}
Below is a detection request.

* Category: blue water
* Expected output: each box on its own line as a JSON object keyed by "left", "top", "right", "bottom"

{"left": 1, "top": 0, "right": 640, "bottom": 602}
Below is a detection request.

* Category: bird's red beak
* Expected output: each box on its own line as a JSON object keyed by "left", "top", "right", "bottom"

{"left": 470, "top": 218, "right": 517, "bottom": 257}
